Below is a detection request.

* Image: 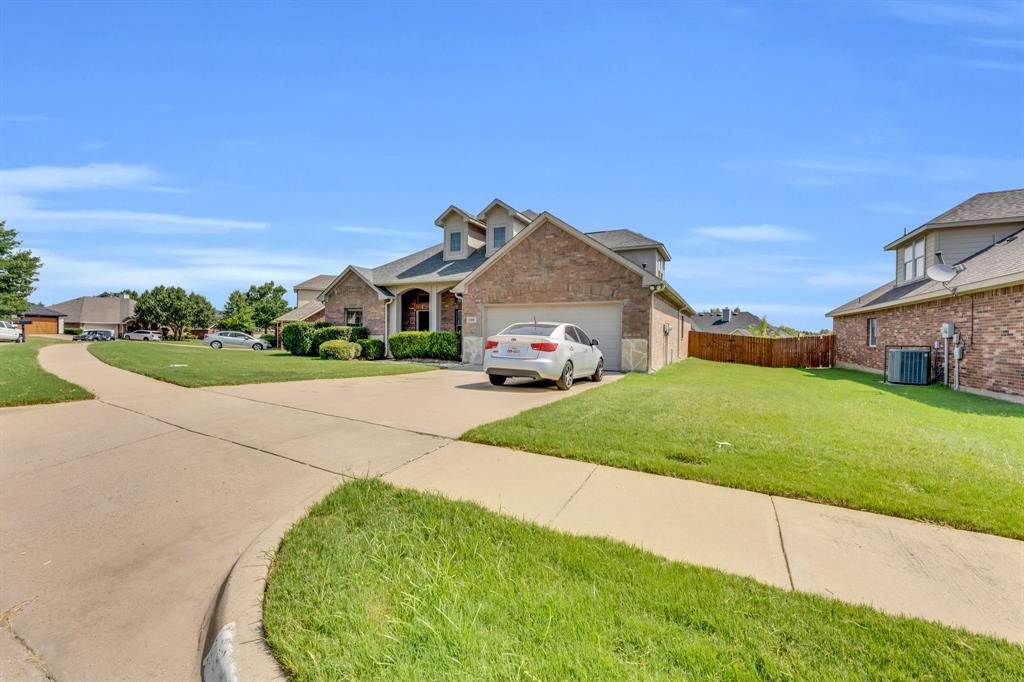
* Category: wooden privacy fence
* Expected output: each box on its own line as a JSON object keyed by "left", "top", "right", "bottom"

{"left": 688, "top": 330, "right": 834, "bottom": 368}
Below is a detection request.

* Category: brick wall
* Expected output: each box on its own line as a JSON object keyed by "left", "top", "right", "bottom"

{"left": 650, "top": 293, "right": 684, "bottom": 371}
{"left": 324, "top": 273, "right": 386, "bottom": 336}
{"left": 461, "top": 221, "right": 651, "bottom": 339}
{"left": 440, "top": 290, "right": 460, "bottom": 331}
{"left": 399, "top": 289, "right": 430, "bottom": 331}
{"left": 833, "top": 285, "right": 1023, "bottom": 398}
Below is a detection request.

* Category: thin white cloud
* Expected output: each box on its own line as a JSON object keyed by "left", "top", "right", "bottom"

{"left": 954, "top": 58, "right": 1024, "bottom": 72}
{"left": 78, "top": 141, "right": 110, "bottom": 152}
{"left": 879, "top": 1, "right": 1024, "bottom": 28}
{"left": 692, "top": 224, "right": 808, "bottom": 242}
{"left": 781, "top": 154, "right": 1024, "bottom": 184}
{"left": 0, "top": 114, "right": 48, "bottom": 123}
{"left": 330, "top": 225, "right": 425, "bottom": 238}
{"left": 0, "top": 163, "right": 160, "bottom": 192}
{"left": 968, "top": 37, "right": 1024, "bottom": 49}
{"left": 805, "top": 265, "right": 893, "bottom": 288}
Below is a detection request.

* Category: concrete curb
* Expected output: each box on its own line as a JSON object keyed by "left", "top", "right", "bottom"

{"left": 199, "top": 480, "right": 341, "bottom": 682}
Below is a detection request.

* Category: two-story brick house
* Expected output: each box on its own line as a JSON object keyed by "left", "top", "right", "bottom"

{"left": 314, "top": 199, "right": 694, "bottom": 372}
{"left": 828, "top": 189, "right": 1024, "bottom": 402}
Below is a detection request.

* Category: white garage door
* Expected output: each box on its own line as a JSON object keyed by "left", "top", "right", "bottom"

{"left": 484, "top": 303, "right": 623, "bottom": 371}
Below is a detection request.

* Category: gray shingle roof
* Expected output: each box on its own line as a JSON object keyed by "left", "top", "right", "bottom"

{"left": 272, "top": 300, "right": 325, "bottom": 323}
{"left": 690, "top": 310, "right": 791, "bottom": 336}
{"left": 23, "top": 304, "right": 65, "bottom": 318}
{"left": 49, "top": 296, "right": 136, "bottom": 324}
{"left": 368, "top": 244, "right": 488, "bottom": 285}
{"left": 927, "top": 189, "right": 1024, "bottom": 225}
{"left": 586, "top": 229, "right": 663, "bottom": 250}
{"left": 830, "top": 229, "right": 1024, "bottom": 316}
{"left": 293, "top": 274, "right": 335, "bottom": 291}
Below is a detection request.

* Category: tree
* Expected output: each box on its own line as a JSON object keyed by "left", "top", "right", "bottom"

{"left": 219, "top": 290, "right": 256, "bottom": 333}
{"left": 188, "top": 292, "right": 216, "bottom": 330}
{"left": 98, "top": 289, "right": 139, "bottom": 299}
{"left": 135, "top": 285, "right": 201, "bottom": 340}
{"left": 244, "top": 281, "right": 290, "bottom": 332}
{"left": 0, "top": 222, "right": 42, "bottom": 317}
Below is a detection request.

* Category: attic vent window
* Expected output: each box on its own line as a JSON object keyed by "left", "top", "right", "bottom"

{"left": 492, "top": 226, "right": 507, "bottom": 249}
{"left": 450, "top": 232, "right": 462, "bottom": 252}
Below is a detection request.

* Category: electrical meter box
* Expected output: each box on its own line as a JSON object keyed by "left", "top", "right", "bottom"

{"left": 941, "top": 323, "right": 955, "bottom": 338}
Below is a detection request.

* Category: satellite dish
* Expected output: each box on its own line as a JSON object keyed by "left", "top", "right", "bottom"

{"left": 926, "top": 263, "right": 957, "bottom": 283}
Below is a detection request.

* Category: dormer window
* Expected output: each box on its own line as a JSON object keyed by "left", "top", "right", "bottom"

{"left": 903, "top": 238, "right": 925, "bottom": 281}
{"left": 450, "top": 231, "right": 462, "bottom": 252}
{"left": 492, "top": 226, "right": 507, "bottom": 249}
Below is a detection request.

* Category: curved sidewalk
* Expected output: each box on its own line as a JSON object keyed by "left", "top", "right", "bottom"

{"left": 1, "top": 344, "right": 1020, "bottom": 680}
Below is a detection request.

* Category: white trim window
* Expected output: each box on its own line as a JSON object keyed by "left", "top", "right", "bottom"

{"left": 492, "top": 225, "right": 507, "bottom": 249}
{"left": 449, "top": 231, "right": 462, "bottom": 252}
{"left": 867, "top": 318, "right": 877, "bottom": 347}
{"left": 903, "top": 238, "right": 925, "bottom": 281}
{"left": 345, "top": 307, "right": 362, "bottom": 326}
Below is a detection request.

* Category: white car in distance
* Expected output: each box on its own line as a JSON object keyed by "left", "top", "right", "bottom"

{"left": 123, "top": 329, "right": 163, "bottom": 341}
{"left": 0, "top": 321, "right": 21, "bottom": 342}
{"left": 484, "top": 322, "right": 604, "bottom": 390}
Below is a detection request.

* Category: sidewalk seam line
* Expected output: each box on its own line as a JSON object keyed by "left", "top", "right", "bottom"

{"left": 1, "top": 621, "right": 55, "bottom": 682}
{"left": 380, "top": 439, "right": 453, "bottom": 478}
{"left": 769, "top": 495, "right": 796, "bottom": 591}
{"left": 550, "top": 465, "right": 598, "bottom": 523}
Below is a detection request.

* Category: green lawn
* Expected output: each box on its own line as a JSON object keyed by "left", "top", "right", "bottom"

{"left": 0, "top": 337, "right": 93, "bottom": 407}
{"left": 463, "top": 359, "right": 1024, "bottom": 539}
{"left": 264, "top": 480, "right": 1023, "bottom": 681}
{"left": 88, "top": 340, "right": 434, "bottom": 387}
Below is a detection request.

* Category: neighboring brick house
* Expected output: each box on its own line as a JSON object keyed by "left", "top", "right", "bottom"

{"left": 315, "top": 199, "right": 694, "bottom": 372}
{"left": 271, "top": 275, "right": 332, "bottom": 345}
{"left": 828, "top": 189, "right": 1024, "bottom": 402}
{"left": 49, "top": 294, "right": 137, "bottom": 336}
{"left": 19, "top": 304, "right": 67, "bottom": 335}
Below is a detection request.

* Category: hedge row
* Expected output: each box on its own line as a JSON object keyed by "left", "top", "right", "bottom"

{"left": 388, "top": 331, "right": 460, "bottom": 361}
{"left": 281, "top": 322, "right": 368, "bottom": 356}
{"left": 319, "top": 339, "right": 362, "bottom": 360}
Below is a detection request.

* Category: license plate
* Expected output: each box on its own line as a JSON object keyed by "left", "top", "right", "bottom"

{"left": 502, "top": 343, "right": 526, "bottom": 356}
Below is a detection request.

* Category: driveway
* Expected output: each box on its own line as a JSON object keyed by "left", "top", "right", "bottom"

{"left": 1, "top": 344, "right": 615, "bottom": 680}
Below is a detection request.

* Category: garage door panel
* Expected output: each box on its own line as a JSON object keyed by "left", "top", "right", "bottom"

{"left": 484, "top": 303, "right": 623, "bottom": 371}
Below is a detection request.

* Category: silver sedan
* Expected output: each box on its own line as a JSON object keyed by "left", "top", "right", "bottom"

{"left": 123, "top": 329, "right": 162, "bottom": 341}
{"left": 484, "top": 322, "right": 604, "bottom": 390}
{"left": 203, "top": 331, "right": 267, "bottom": 350}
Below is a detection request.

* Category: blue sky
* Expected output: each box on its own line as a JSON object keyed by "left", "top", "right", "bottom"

{"left": 2, "top": 1, "right": 1022, "bottom": 330}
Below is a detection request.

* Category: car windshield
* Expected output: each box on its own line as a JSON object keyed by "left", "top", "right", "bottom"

{"left": 501, "top": 323, "right": 558, "bottom": 336}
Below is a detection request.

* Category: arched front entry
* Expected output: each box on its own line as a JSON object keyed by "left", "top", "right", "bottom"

{"left": 400, "top": 288, "right": 431, "bottom": 331}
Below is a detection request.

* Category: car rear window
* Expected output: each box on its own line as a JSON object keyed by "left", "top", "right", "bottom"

{"left": 501, "top": 323, "right": 558, "bottom": 336}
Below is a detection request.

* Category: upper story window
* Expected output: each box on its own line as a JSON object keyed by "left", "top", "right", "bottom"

{"left": 449, "top": 231, "right": 462, "bottom": 252}
{"left": 903, "top": 238, "right": 925, "bottom": 281}
{"left": 492, "top": 226, "right": 507, "bottom": 249}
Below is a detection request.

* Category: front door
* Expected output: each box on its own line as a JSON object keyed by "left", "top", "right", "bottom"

{"left": 416, "top": 309, "right": 430, "bottom": 331}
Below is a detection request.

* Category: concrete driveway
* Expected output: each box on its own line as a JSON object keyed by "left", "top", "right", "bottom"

{"left": 1, "top": 344, "right": 615, "bottom": 680}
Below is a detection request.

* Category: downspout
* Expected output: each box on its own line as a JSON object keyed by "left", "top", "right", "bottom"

{"left": 384, "top": 297, "right": 394, "bottom": 358}
{"left": 648, "top": 284, "right": 665, "bottom": 373}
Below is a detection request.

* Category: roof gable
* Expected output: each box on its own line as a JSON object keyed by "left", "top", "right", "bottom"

{"left": 318, "top": 266, "right": 394, "bottom": 302}
{"left": 434, "top": 205, "right": 485, "bottom": 229}
{"left": 886, "top": 188, "right": 1024, "bottom": 250}
{"left": 293, "top": 274, "right": 335, "bottom": 291}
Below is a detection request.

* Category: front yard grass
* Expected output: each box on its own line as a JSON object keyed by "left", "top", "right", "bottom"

{"left": 88, "top": 340, "right": 434, "bottom": 387}
{"left": 0, "top": 337, "right": 93, "bottom": 407}
{"left": 463, "top": 359, "right": 1024, "bottom": 539}
{"left": 264, "top": 480, "right": 1024, "bottom": 680}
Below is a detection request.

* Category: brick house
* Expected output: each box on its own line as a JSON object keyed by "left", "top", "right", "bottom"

{"left": 314, "top": 199, "right": 694, "bottom": 372}
{"left": 271, "top": 274, "right": 331, "bottom": 345}
{"left": 19, "top": 304, "right": 67, "bottom": 335}
{"left": 828, "top": 189, "right": 1024, "bottom": 402}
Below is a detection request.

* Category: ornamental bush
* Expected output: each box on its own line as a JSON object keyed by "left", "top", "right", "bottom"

{"left": 318, "top": 339, "right": 362, "bottom": 360}
{"left": 281, "top": 322, "right": 315, "bottom": 356}
{"left": 309, "top": 325, "right": 370, "bottom": 355}
{"left": 65, "top": 327, "right": 83, "bottom": 336}
{"left": 356, "top": 338, "right": 385, "bottom": 360}
{"left": 260, "top": 333, "right": 276, "bottom": 347}
{"left": 388, "top": 331, "right": 460, "bottom": 360}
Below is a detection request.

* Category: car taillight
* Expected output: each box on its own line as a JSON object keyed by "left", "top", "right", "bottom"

{"left": 530, "top": 342, "right": 558, "bottom": 352}
{"left": 485, "top": 340, "right": 498, "bottom": 349}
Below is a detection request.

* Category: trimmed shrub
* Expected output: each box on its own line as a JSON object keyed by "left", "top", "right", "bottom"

{"left": 426, "top": 331, "right": 461, "bottom": 360}
{"left": 319, "top": 339, "right": 362, "bottom": 360}
{"left": 309, "top": 325, "right": 370, "bottom": 355}
{"left": 312, "top": 320, "right": 333, "bottom": 329}
{"left": 260, "top": 333, "right": 276, "bottom": 347}
{"left": 65, "top": 327, "right": 83, "bottom": 336}
{"left": 356, "top": 338, "right": 385, "bottom": 360}
{"left": 281, "top": 322, "right": 315, "bottom": 356}
{"left": 388, "top": 331, "right": 461, "bottom": 360}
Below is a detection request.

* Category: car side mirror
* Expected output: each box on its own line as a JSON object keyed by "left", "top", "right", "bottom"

{"left": 590, "top": 338, "right": 599, "bottom": 346}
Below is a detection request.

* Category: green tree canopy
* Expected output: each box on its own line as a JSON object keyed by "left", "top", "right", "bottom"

{"left": 245, "top": 281, "right": 290, "bottom": 332}
{"left": 0, "top": 221, "right": 43, "bottom": 317}
{"left": 219, "top": 289, "right": 256, "bottom": 333}
{"left": 98, "top": 289, "right": 139, "bottom": 299}
{"left": 136, "top": 285, "right": 213, "bottom": 339}
{"left": 188, "top": 292, "right": 216, "bottom": 330}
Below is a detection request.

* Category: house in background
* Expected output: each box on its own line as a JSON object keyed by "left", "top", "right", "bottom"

{"left": 19, "top": 304, "right": 67, "bottom": 335}
{"left": 690, "top": 309, "right": 792, "bottom": 337}
{"left": 315, "top": 198, "right": 694, "bottom": 372}
{"left": 271, "top": 274, "right": 330, "bottom": 344}
{"left": 829, "top": 189, "right": 1024, "bottom": 402}
{"left": 49, "top": 294, "right": 137, "bottom": 336}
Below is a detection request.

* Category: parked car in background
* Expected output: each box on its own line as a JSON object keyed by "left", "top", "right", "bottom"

{"left": 484, "top": 322, "right": 604, "bottom": 390}
{"left": 123, "top": 329, "right": 163, "bottom": 341}
{"left": 0, "top": 321, "right": 21, "bottom": 342}
{"left": 203, "top": 330, "right": 267, "bottom": 350}
{"left": 74, "top": 330, "right": 115, "bottom": 342}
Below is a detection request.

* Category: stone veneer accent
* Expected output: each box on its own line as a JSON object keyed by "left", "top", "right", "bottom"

{"left": 833, "top": 284, "right": 1023, "bottom": 399}
{"left": 460, "top": 221, "right": 655, "bottom": 371}
{"left": 462, "top": 335, "right": 483, "bottom": 365}
{"left": 621, "top": 338, "right": 649, "bottom": 372}
{"left": 323, "top": 273, "right": 386, "bottom": 337}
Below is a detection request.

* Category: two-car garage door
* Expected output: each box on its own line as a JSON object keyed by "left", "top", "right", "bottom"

{"left": 484, "top": 302, "right": 624, "bottom": 371}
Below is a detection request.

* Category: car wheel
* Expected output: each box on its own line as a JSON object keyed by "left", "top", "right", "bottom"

{"left": 556, "top": 361, "right": 574, "bottom": 391}
{"left": 591, "top": 359, "right": 604, "bottom": 382}
{"left": 211, "top": 340, "right": 222, "bottom": 349}
{"left": 488, "top": 374, "right": 507, "bottom": 386}
{"left": 253, "top": 343, "right": 264, "bottom": 351}
{"left": 143, "top": 337, "right": 149, "bottom": 341}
